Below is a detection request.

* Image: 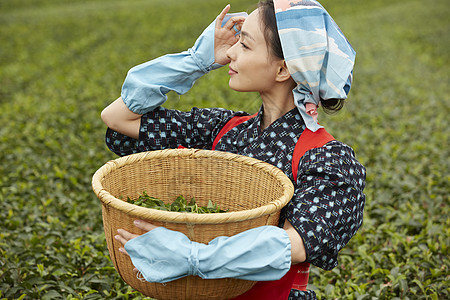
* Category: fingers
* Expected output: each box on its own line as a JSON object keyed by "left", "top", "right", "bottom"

{"left": 216, "top": 4, "right": 231, "bottom": 29}
{"left": 118, "top": 247, "right": 129, "bottom": 256}
{"left": 115, "top": 228, "right": 138, "bottom": 245}
{"left": 133, "top": 220, "right": 158, "bottom": 232}
{"left": 115, "top": 221, "right": 158, "bottom": 259}
{"left": 216, "top": 5, "right": 246, "bottom": 31}
{"left": 224, "top": 17, "right": 245, "bottom": 39}
{"left": 115, "top": 228, "right": 138, "bottom": 257}
{"left": 114, "top": 220, "right": 158, "bottom": 246}
{"left": 224, "top": 16, "right": 245, "bottom": 31}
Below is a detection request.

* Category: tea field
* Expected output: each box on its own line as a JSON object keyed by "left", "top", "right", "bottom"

{"left": 0, "top": 0, "right": 448, "bottom": 299}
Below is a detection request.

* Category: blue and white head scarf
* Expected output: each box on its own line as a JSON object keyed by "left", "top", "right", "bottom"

{"left": 274, "top": 0, "right": 356, "bottom": 132}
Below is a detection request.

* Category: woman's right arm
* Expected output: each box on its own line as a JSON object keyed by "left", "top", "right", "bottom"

{"left": 118, "top": 6, "right": 245, "bottom": 115}
{"left": 101, "top": 97, "right": 141, "bottom": 139}
{"left": 101, "top": 6, "right": 245, "bottom": 144}
{"left": 101, "top": 6, "right": 244, "bottom": 128}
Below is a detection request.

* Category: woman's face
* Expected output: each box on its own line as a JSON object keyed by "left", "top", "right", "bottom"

{"left": 226, "top": 9, "right": 282, "bottom": 93}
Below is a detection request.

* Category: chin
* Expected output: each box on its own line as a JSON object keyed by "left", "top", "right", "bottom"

{"left": 228, "top": 80, "right": 240, "bottom": 92}
{"left": 228, "top": 80, "right": 252, "bottom": 93}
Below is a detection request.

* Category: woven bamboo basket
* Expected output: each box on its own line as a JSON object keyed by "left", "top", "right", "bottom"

{"left": 92, "top": 148, "right": 294, "bottom": 300}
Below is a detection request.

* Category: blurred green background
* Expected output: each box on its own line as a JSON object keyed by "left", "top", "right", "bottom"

{"left": 0, "top": 0, "right": 448, "bottom": 299}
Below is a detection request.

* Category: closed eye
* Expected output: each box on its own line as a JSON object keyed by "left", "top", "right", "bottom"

{"left": 240, "top": 42, "right": 249, "bottom": 49}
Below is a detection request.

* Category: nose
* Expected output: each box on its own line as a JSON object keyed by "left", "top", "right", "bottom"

{"left": 226, "top": 41, "right": 238, "bottom": 61}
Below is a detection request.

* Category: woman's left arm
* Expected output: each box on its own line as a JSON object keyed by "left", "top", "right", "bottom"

{"left": 116, "top": 221, "right": 292, "bottom": 283}
{"left": 283, "top": 220, "right": 307, "bottom": 263}
{"left": 286, "top": 141, "right": 366, "bottom": 270}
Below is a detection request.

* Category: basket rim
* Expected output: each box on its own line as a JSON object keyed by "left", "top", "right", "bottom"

{"left": 92, "top": 148, "right": 294, "bottom": 224}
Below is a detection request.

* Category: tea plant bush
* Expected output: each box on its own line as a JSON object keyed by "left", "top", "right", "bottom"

{"left": 0, "top": 0, "right": 448, "bottom": 299}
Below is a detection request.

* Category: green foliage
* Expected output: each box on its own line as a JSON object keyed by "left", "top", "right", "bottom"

{"left": 126, "top": 193, "right": 227, "bottom": 213}
{"left": 0, "top": 0, "right": 448, "bottom": 299}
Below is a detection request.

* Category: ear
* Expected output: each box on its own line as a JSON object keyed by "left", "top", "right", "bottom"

{"left": 275, "top": 60, "right": 292, "bottom": 83}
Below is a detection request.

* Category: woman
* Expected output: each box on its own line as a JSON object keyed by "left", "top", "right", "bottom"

{"left": 102, "top": 1, "right": 366, "bottom": 299}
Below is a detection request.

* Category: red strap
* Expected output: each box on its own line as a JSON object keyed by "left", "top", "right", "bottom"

{"left": 292, "top": 128, "right": 335, "bottom": 179}
{"left": 212, "top": 113, "right": 258, "bottom": 150}
{"left": 231, "top": 263, "right": 310, "bottom": 300}
{"left": 291, "top": 262, "right": 311, "bottom": 291}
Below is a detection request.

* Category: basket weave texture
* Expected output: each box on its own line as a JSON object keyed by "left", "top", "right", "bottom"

{"left": 92, "top": 148, "right": 294, "bottom": 300}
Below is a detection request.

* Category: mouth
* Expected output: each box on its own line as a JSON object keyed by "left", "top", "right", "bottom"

{"left": 228, "top": 66, "right": 238, "bottom": 76}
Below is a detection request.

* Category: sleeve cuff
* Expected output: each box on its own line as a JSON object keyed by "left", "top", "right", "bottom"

{"left": 121, "top": 18, "right": 221, "bottom": 115}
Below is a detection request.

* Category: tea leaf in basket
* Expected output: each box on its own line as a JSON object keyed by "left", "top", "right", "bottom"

{"left": 125, "top": 193, "right": 228, "bottom": 214}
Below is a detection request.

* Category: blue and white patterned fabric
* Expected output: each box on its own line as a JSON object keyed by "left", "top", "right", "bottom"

{"left": 274, "top": 0, "right": 356, "bottom": 132}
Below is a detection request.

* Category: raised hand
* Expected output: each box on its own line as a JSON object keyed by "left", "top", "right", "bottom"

{"left": 214, "top": 5, "right": 246, "bottom": 65}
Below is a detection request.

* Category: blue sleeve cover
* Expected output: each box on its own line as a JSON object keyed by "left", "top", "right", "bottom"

{"left": 121, "top": 19, "right": 222, "bottom": 114}
{"left": 124, "top": 226, "right": 291, "bottom": 283}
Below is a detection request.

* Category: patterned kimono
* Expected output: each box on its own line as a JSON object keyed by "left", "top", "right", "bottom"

{"left": 105, "top": 105, "right": 366, "bottom": 300}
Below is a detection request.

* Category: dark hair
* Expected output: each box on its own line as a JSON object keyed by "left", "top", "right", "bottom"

{"left": 257, "top": 0, "right": 345, "bottom": 113}
{"left": 258, "top": 0, "right": 284, "bottom": 60}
